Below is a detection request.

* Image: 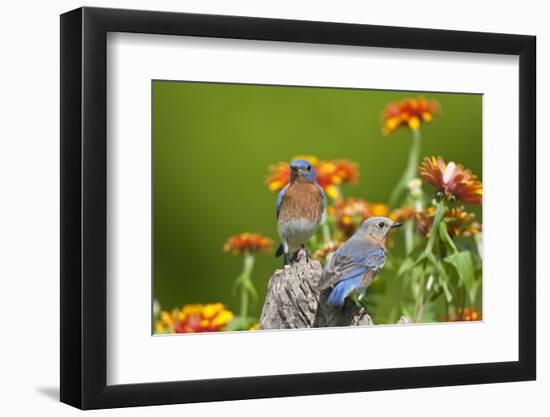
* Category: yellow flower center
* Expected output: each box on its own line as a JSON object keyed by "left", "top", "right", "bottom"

{"left": 407, "top": 116, "right": 421, "bottom": 130}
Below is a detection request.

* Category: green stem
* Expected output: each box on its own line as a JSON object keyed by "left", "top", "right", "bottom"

{"left": 404, "top": 218, "right": 414, "bottom": 255}
{"left": 415, "top": 274, "right": 433, "bottom": 323}
{"left": 239, "top": 252, "right": 256, "bottom": 320}
{"left": 240, "top": 282, "right": 249, "bottom": 320}
{"left": 388, "top": 129, "right": 422, "bottom": 208}
{"left": 475, "top": 232, "right": 483, "bottom": 260}
{"left": 415, "top": 200, "right": 446, "bottom": 322}
{"left": 321, "top": 186, "right": 342, "bottom": 244}
{"left": 321, "top": 219, "right": 331, "bottom": 244}
{"left": 424, "top": 200, "right": 446, "bottom": 254}
{"left": 461, "top": 283, "right": 466, "bottom": 320}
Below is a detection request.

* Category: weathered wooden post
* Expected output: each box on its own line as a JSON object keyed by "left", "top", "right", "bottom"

{"left": 259, "top": 249, "right": 373, "bottom": 329}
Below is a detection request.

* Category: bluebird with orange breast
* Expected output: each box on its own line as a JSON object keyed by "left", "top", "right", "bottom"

{"left": 275, "top": 159, "right": 326, "bottom": 265}
{"left": 319, "top": 217, "right": 402, "bottom": 307}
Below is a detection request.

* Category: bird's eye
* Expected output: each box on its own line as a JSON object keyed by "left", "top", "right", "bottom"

{"left": 378, "top": 221, "right": 385, "bottom": 228}
{"left": 306, "top": 165, "right": 312, "bottom": 172}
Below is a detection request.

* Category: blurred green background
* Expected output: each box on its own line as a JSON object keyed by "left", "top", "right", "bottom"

{"left": 153, "top": 80, "right": 482, "bottom": 319}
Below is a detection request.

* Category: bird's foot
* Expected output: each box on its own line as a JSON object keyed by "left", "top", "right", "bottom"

{"left": 297, "top": 246, "right": 312, "bottom": 264}
{"left": 351, "top": 307, "right": 369, "bottom": 326}
{"left": 350, "top": 293, "right": 365, "bottom": 309}
{"left": 283, "top": 253, "right": 290, "bottom": 267}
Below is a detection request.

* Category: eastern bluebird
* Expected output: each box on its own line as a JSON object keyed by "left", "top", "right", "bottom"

{"left": 318, "top": 217, "right": 402, "bottom": 307}
{"left": 275, "top": 159, "right": 326, "bottom": 265}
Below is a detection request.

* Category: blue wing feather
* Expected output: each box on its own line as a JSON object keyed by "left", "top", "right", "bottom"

{"left": 363, "top": 247, "right": 386, "bottom": 269}
{"left": 275, "top": 186, "right": 287, "bottom": 219}
{"left": 320, "top": 242, "right": 386, "bottom": 292}
{"left": 318, "top": 184, "right": 326, "bottom": 213}
{"left": 327, "top": 275, "right": 363, "bottom": 306}
{"left": 343, "top": 264, "right": 369, "bottom": 282}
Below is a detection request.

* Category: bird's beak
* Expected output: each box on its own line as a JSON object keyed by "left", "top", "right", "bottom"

{"left": 391, "top": 222, "right": 402, "bottom": 229}
{"left": 290, "top": 167, "right": 298, "bottom": 183}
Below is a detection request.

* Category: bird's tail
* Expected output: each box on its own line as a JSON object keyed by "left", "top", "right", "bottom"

{"left": 327, "top": 279, "right": 358, "bottom": 307}
{"left": 275, "top": 243, "right": 284, "bottom": 258}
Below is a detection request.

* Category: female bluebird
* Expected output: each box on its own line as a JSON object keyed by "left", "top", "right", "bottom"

{"left": 275, "top": 159, "right": 326, "bottom": 265}
{"left": 319, "top": 217, "right": 402, "bottom": 307}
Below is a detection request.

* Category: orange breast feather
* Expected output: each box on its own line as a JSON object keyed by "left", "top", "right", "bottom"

{"left": 278, "top": 182, "right": 323, "bottom": 224}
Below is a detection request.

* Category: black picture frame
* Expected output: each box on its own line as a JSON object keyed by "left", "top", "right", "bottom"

{"left": 60, "top": 6, "right": 536, "bottom": 410}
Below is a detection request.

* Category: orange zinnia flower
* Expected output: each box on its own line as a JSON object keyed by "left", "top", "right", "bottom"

{"left": 223, "top": 233, "right": 273, "bottom": 255}
{"left": 444, "top": 207, "right": 482, "bottom": 237}
{"left": 155, "top": 303, "right": 234, "bottom": 334}
{"left": 389, "top": 206, "right": 416, "bottom": 223}
{"left": 382, "top": 97, "right": 439, "bottom": 135}
{"left": 415, "top": 206, "right": 481, "bottom": 238}
{"left": 415, "top": 206, "right": 436, "bottom": 237}
{"left": 313, "top": 241, "right": 343, "bottom": 263}
{"left": 418, "top": 156, "right": 482, "bottom": 205}
{"left": 265, "top": 156, "right": 358, "bottom": 200}
{"left": 449, "top": 307, "right": 482, "bottom": 322}
{"left": 334, "top": 198, "right": 389, "bottom": 237}
{"left": 265, "top": 161, "right": 290, "bottom": 192}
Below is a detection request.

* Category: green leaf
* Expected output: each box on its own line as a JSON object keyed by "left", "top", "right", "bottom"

{"left": 444, "top": 251, "right": 476, "bottom": 303}
{"left": 429, "top": 287, "right": 443, "bottom": 301}
{"left": 226, "top": 317, "right": 253, "bottom": 331}
{"left": 469, "top": 278, "right": 482, "bottom": 304}
{"left": 397, "top": 257, "right": 415, "bottom": 276}
{"left": 414, "top": 252, "right": 428, "bottom": 267}
{"left": 401, "top": 304, "right": 414, "bottom": 320}
{"left": 440, "top": 279, "right": 454, "bottom": 303}
{"left": 426, "top": 252, "right": 453, "bottom": 302}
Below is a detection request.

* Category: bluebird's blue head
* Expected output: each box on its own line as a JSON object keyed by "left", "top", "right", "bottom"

{"left": 290, "top": 159, "right": 317, "bottom": 183}
{"left": 356, "top": 216, "right": 402, "bottom": 243}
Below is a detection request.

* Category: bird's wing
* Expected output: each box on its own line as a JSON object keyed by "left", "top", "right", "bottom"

{"left": 275, "top": 184, "right": 289, "bottom": 219}
{"left": 319, "top": 243, "right": 386, "bottom": 290}
{"left": 326, "top": 274, "right": 364, "bottom": 306}
{"left": 317, "top": 183, "right": 326, "bottom": 213}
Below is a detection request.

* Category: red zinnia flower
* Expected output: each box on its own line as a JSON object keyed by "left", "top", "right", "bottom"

{"left": 223, "top": 233, "right": 273, "bottom": 256}
{"left": 382, "top": 97, "right": 440, "bottom": 135}
{"left": 418, "top": 156, "right": 482, "bottom": 205}
{"left": 266, "top": 156, "right": 358, "bottom": 200}
{"left": 334, "top": 198, "right": 389, "bottom": 237}
{"left": 155, "top": 303, "right": 234, "bottom": 334}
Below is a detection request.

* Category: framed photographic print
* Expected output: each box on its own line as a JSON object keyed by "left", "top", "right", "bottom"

{"left": 60, "top": 6, "right": 536, "bottom": 409}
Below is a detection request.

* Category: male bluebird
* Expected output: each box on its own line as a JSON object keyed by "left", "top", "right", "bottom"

{"left": 318, "top": 217, "right": 401, "bottom": 307}
{"left": 275, "top": 159, "right": 326, "bottom": 265}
